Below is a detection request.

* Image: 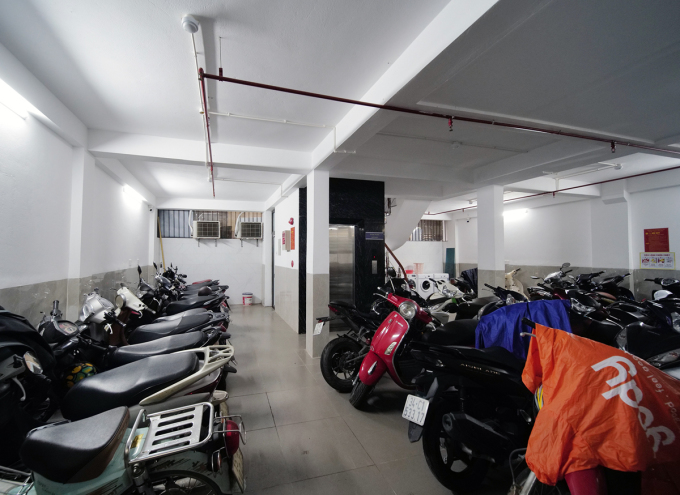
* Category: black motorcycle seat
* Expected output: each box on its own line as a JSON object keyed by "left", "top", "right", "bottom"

{"left": 61, "top": 353, "right": 199, "bottom": 421}
{"left": 470, "top": 346, "right": 525, "bottom": 372}
{"left": 165, "top": 296, "right": 216, "bottom": 315}
{"left": 108, "top": 332, "right": 205, "bottom": 367}
{"left": 154, "top": 308, "right": 208, "bottom": 322}
{"left": 128, "top": 313, "right": 212, "bottom": 344}
{"left": 21, "top": 406, "right": 129, "bottom": 483}
{"left": 422, "top": 320, "right": 478, "bottom": 346}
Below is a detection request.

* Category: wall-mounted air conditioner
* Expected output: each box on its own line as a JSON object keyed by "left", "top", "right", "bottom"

{"left": 235, "top": 222, "right": 263, "bottom": 239}
{"left": 192, "top": 221, "right": 220, "bottom": 239}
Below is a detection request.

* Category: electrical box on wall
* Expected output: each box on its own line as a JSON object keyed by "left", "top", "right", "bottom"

{"left": 192, "top": 221, "right": 220, "bottom": 239}
{"left": 285, "top": 230, "right": 291, "bottom": 252}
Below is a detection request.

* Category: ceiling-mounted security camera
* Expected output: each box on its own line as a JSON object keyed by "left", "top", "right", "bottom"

{"left": 181, "top": 15, "right": 199, "bottom": 33}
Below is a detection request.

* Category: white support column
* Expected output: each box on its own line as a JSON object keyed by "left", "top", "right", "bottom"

{"left": 306, "top": 169, "right": 330, "bottom": 357}
{"left": 477, "top": 185, "right": 505, "bottom": 293}
{"left": 65, "top": 148, "right": 91, "bottom": 320}
{"left": 262, "top": 210, "right": 273, "bottom": 307}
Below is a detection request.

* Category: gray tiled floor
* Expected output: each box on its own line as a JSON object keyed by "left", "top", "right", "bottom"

{"left": 226, "top": 305, "right": 509, "bottom": 495}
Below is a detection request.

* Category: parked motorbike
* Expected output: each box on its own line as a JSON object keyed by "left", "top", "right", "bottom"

{"left": 348, "top": 289, "right": 439, "bottom": 408}
{"left": 38, "top": 300, "right": 223, "bottom": 376}
{"left": 137, "top": 265, "right": 230, "bottom": 320}
{"left": 405, "top": 336, "right": 531, "bottom": 493}
{"left": 0, "top": 307, "right": 237, "bottom": 467}
{"left": 317, "top": 268, "right": 419, "bottom": 393}
{"left": 79, "top": 289, "right": 229, "bottom": 345}
{"left": 645, "top": 276, "right": 680, "bottom": 298}
{"left": 1, "top": 397, "right": 245, "bottom": 495}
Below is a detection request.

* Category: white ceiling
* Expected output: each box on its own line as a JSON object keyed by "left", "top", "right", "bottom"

{"left": 3, "top": 0, "right": 680, "bottom": 205}
{"left": 0, "top": 0, "right": 448, "bottom": 145}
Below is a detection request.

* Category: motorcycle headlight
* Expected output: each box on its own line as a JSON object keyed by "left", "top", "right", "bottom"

{"left": 115, "top": 294, "right": 126, "bottom": 309}
{"left": 571, "top": 298, "right": 595, "bottom": 315}
{"left": 399, "top": 300, "right": 418, "bottom": 320}
{"left": 648, "top": 349, "right": 680, "bottom": 367}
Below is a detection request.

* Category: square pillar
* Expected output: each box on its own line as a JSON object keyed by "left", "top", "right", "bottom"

{"left": 306, "top": 169, "right": 330, "bottom": 357}
{"left": 477, "top": 184, "right": 505, "bottom": 293}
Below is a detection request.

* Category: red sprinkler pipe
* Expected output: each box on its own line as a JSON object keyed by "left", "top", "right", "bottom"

{"left": 198, "top": 68, "right": 215, "bottom": 197}
{"left": 201, "top": 72, "right": 680, "bottom": 158}
{"left": 424, "top": 162, "right": 680, "bottom": 215}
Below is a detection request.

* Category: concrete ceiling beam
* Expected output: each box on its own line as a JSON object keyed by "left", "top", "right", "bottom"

{"left": 88, "top": 130, "right": 311, "bottom": 175}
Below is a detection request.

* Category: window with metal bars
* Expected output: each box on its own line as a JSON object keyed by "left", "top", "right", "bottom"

{"left": 409, "top": 220, "right": 446, "bottom": 242}
{"left": 157, "top": 210, "right": 263, "bottom": 239}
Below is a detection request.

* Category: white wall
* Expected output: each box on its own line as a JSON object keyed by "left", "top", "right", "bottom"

{"left": 392, "top": 241, "right": 444, "bottom": 274}
{"left": 504, "top": 200, "right": 593, "bottom": 267}
{"left": 591, "top": 199, "right": 629, "bottom": 269}
{"left": 79, "top": 162, "right": 152, "bottom": 279}
{"left": 160, "top": 237, "right": 264, "bottom": 305}
{"left": 0, "top": 107, "right": 73, "bottom": 288}
{"left": 272, "top": 190, "right": 299, "bottom": 330}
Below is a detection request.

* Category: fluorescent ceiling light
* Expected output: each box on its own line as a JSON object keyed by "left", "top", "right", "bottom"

{"left": 0, "top": 78, "right": 32, "bottom": 119}
{"left": 503, "top": 208, "right": 529, "bottom": 220}
{"left": 123, "top": 185, "right": 146, "bottom": 203}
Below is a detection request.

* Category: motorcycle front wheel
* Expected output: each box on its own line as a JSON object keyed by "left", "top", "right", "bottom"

{"left": 421, "top": 403, "right": 490, "bottom": 493}
{"left": 320, "top": 338, "right": 363, "bottom": 393}
{"left": 148, "top": 471, "right": 224, "bottom": 495}
{"left": 349, "top": 380, "right": 374, "bottom": 409}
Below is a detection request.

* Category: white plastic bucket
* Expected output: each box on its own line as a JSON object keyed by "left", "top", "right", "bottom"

{"left": 242, "top": 292, "right": 253, "bottom": 306}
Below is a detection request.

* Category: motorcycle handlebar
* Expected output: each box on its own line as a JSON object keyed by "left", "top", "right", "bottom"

{"left": 644, "top": 278, "right": 656, "bottom": 282}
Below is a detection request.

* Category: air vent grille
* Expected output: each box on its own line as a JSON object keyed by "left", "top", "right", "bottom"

{"left": 238, "top": 222, "right": 263, "bottom": 239}
{"left": 193, "top": 221, "right": 220, "bottom": 239}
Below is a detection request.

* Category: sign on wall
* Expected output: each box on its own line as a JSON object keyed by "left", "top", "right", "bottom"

{"left": 366, "top": 232, "right": 384, "bottom": 241}
{"left": 640, "top": 252, "right": 675, "bottom": 269}
{"left": 644, "top": 228, "right": 670, "bottom": 252}
{"left": 291, "top": 227, "right": 295, "bottom": 250}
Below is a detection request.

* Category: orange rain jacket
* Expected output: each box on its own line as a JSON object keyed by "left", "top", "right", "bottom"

{"left": 523, "top": 324, "right": 680, "bottom": 487}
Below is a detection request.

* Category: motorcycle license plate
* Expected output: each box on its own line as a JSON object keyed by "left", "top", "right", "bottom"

{"left": 314, "top": 321, "right": 325, "bottom": 335}
{"left": 402, "top": 395, "right": 429, "bottom": 426}
{"left": 231, "top": 447, "right": 245, "bottom": 492}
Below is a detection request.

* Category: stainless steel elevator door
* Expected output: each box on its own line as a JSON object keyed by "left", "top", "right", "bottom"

{"left": 329, "top": 225, "right": 355, "bottom": 331}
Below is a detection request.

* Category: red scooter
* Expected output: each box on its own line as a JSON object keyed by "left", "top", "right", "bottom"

{"left": 349, "top": 289, "right": 436, "bottom": 408}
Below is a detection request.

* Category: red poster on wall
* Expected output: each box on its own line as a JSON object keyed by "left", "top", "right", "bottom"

{"left": 291, "top": 227, "right": 295, "bottom": 250}
{"left": 644, "top": 228, "right": 669, "bottom": 252}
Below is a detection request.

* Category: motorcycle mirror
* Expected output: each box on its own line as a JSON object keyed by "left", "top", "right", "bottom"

{"left": 561, "top": 262, "right": 571, "bottom": 269}
{"left": 137, "top": 265, "right": 142, "bottom": 276}
{"left": 386, "top": 267, "right": 397, "bottom": 278}
{"left": 153, "top": 262, "right": 158, "bottom": 270}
